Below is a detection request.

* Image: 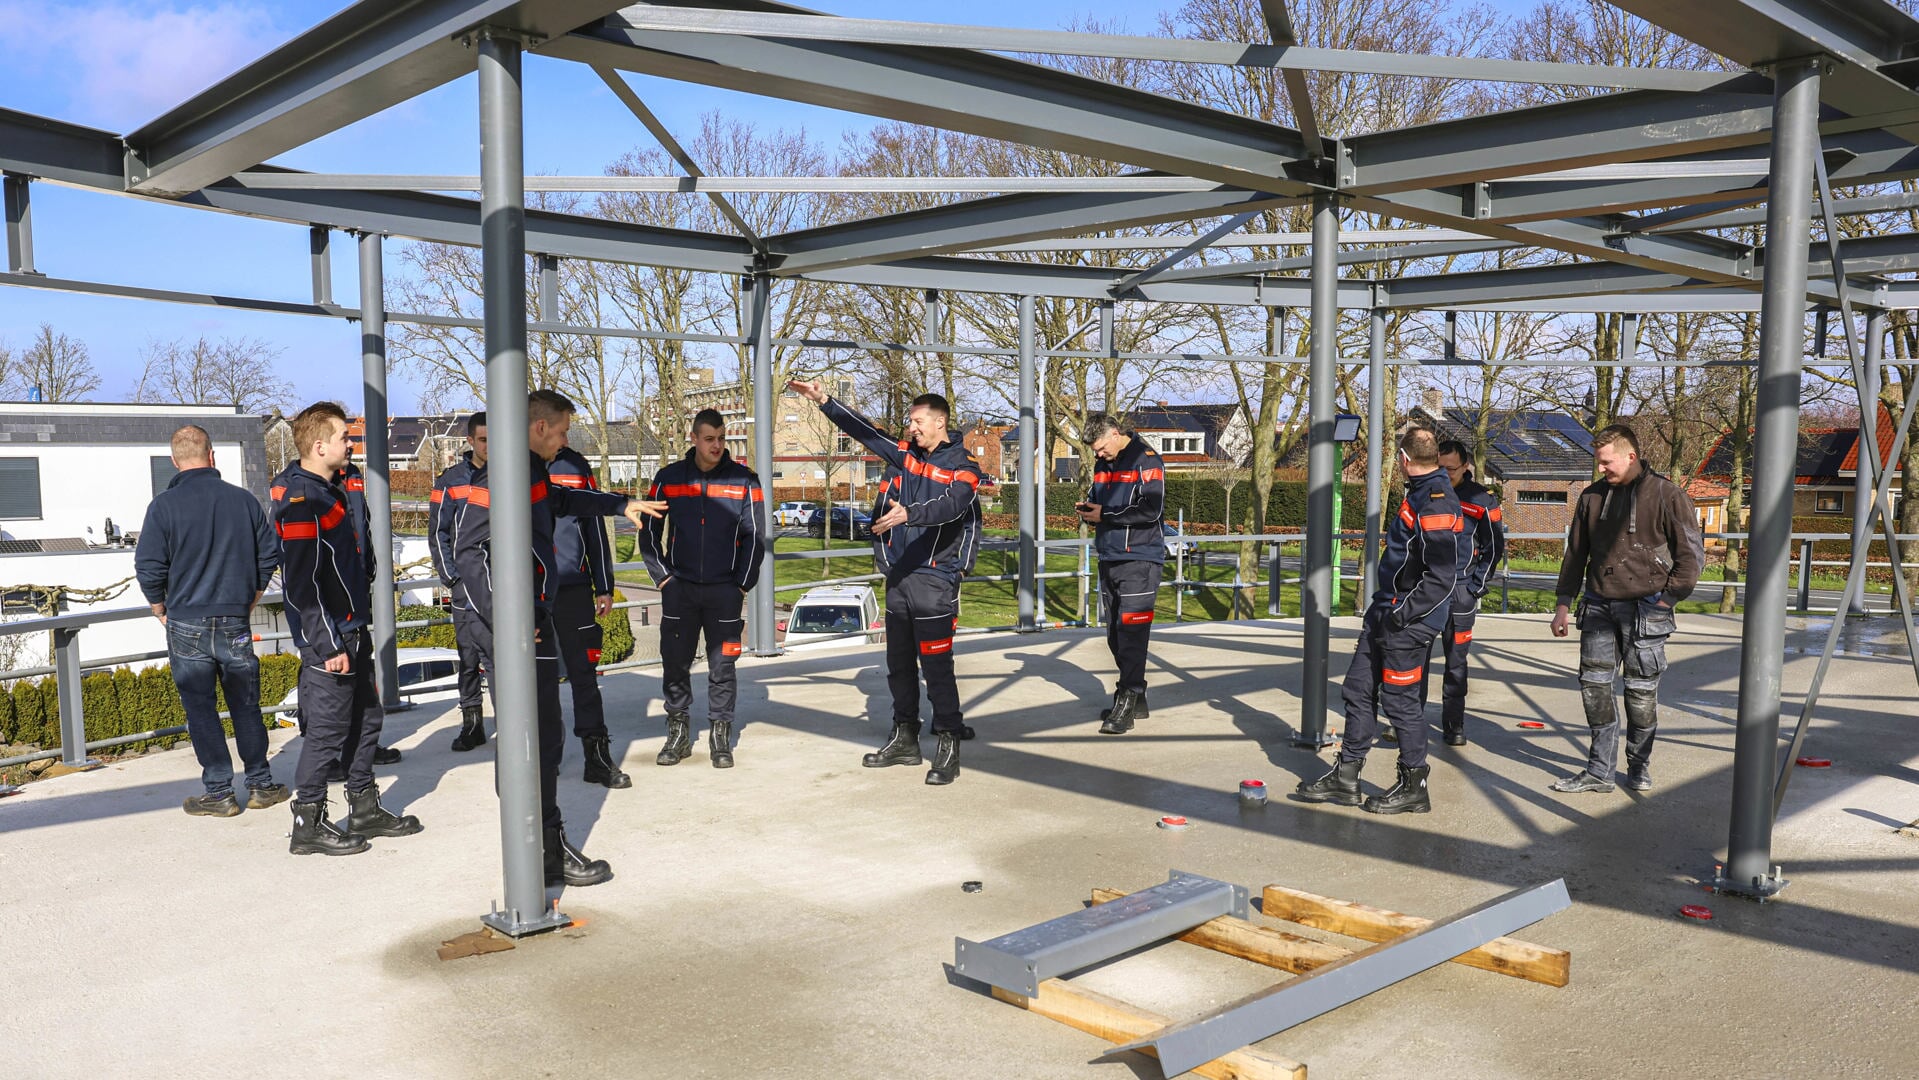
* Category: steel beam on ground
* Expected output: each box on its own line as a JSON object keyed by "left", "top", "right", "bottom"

{"left": 1017, "top": 295, "right": 1039, "bottom": 632}
{"left": 122, "top": 0, "right": 632, "bottom": 196}
{"left": 1114, "top": 880, "right": 1572, "bottom": 1078}
{"left": 1297, "top": 193, "right": 1337, "bottom": 748}
{"left": 473, "top": 32, "right": 563, "bottom": 940}
{"left": 359, "top": 232, "right": 401, "bottom": 711}
{"left": 1364, "top": 306, "right": 1385, "bottom": 603}
{"left": 4, "top": 174, "right": 36, "bottom": 275}
{"left": 1724, "top": 58, "right": 1821, "bottom": 902}
{"left": 748, "top": 273, "right": 778, "bottom": 656}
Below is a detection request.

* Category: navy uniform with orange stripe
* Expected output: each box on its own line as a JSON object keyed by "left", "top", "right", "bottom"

{"left": 818, "top": 395, "right": 983, "bottom": 758}
{"left": 430, "top": 451, "right": 488, "bottom": 742}
{"left": 1313, "top": 461, "right": 1461, "bottom": 808}
{"left": 546, "top": 445, "right": 621, "bottom": 774}
{"left": 639, "top": 446, "right": 765, "bottom": 767}
{"left": 1430, "top": 473, "right": 1506, "bottom": 742}
{"left": 1086, "top": 431, "right": 1166, "bottom": 733}
{"left": 450, "top": 450, "right": 631, "bottom": 834}
{"left": 270, "top": 462, "right": 386, "bottom": 806}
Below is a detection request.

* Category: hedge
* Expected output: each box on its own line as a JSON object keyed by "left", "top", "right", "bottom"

{"left": 0, "top": 653, "right": 302, "bottom": 753}
{"left": 394, "top": 589, "right": 635, "bottom": 665}
{"left": 997, "top": 477, "right": 1386, "bottom": 532}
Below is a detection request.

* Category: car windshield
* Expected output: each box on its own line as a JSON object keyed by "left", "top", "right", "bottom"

{"left": 790, "top": 604, "right": 864, "bottom": 634}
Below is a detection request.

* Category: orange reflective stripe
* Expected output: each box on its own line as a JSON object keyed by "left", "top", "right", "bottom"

{"left": 708, "top": 485, "right": 748, "bottom": 500}
{"left": 429, "top": 489, "right": 444, "bottom": 503}
{"left": 1488, "top": 507, "right": 1504, "bottom": 522}
{"left": 1382, "top": 666, "right": 1423, "bottom": 685}
{"left": 1398, "top": 502, "right": 1416, "bottom": 528}
{"left": 919, "top": 638, "right": 953, "bottom": 655}
{"left": 467, "top": 486, "right": 492, "bottom": 508}
{"left": 1119, "top": 610, "right": 1155, "bottom": 625}
{"left": 447, "top": 484, "right": 472, "bottom": 501}
{"left": 660, "top": 484, "right": 702, "bottom": 498}
{"left": 276, "top": 521, "right": 318, "bottom": 541}
{"left": 269, "top": 485, "right": 287, "bottom": 500}
{"left": 1460, "top": 502, "right": 1485, "bottom": 519}
{"left": 530, "top": 481, "right": 547, "bottom": 503}
{"left": 1419, "top": 513, "right": 1459, "bottom": 531}
{"left": 318, "top": 502, "right": 347, "bottom": 531}
{"left": 750, "top": 487, "right": 765, "bottom": 501}
{"left": 720, "top": 641, "right": 743, "bottom": 656}
{"left": 903, "top": 455, "right": 977, "bottom": 487}
{"left": 549, "top": 473, "right": 587, "bottom": 488}
{"left": 344, "top": 476, "right": 365, "bottom": 492}
{"left": 1454, "top": 630, "right": 1473, "bottom": 645}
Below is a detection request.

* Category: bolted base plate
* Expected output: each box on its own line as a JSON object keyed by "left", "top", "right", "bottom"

{"left": 1707, "top": 870, "right": 1790, "bottom": 902}
{"left": 481, "top": 905, "right": 572, "bottom": 939}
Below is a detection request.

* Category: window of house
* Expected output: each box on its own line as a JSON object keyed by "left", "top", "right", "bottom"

{"left": 1814, "top": 492, "right": 1846, "bottom": 514}
{"left": 150, "top": 456, "right": 180, "bottom": 496}
{"left": 1517, "top": 489, "right": 1565, "bottom": 504}
{"left": 0, "top": 458, "right": 42, "bottom": 519}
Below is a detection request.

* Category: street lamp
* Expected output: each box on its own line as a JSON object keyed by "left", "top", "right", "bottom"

{"left": 1331, "top": 413, "right": 1361, "bottom": 611}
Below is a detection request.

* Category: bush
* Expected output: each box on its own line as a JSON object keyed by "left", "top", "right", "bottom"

{"left": 395, "top": 590, "right": 633, "bottom": 664}
{"left": 0, "top": 650, "right": 304, "bottom": 755}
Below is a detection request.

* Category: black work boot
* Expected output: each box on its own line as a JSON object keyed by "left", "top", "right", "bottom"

{"left": 1099, "top": 691, "right": 1150, "bottom": 725}
{"left": 373, "top": 745, "right": 402, "bottom": 766}
{"left": 709, "top": 721, "right": 735, "bottom": 769}
{"left": 582, "top": 734, "right": 632, "bottom": 788}
{"left": 544, "top": 824, "right": 612, "bottom": 887}
{"left": 450, "top": 706, "right": 487, "bottom": 752}
{"left": 1100, "top": 689, "right": 1145, "bottom": 735}
{"left": 1443, "top": 726, "right": 1467, "bottom": 746}
{"left": 862, "top": 721, "right": 923, "bottom": 768}
{"left": 346, "top": 785, "right": 423, "bottom": 837}
{"left": 1295, "top": 758, "right": 1364, "bottom": 806}
{"left": 289, "top": 800, "right": 369, "bottom": 856}
{"left": 656, "top": 712, "right": 692, "bottom": 766}
{"left": 183, "top": 792, "right": 241, "bottom": 817}
{"left": 925, "top": 731, "right": 961, "bottom": 785}
{"left": 1363, "top": 763, "right": 1432, "bottom": 815}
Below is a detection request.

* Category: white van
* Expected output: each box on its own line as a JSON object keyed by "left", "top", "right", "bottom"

{"left": 779, "top": 585, "right": 882, "bottom": 651}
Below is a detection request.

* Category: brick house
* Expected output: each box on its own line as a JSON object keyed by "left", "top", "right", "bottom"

{"left": 1696, "top": 405, "right": 1902, "bottom": 524}
{"left": 1405, "top": 404, "right": 1595, "bottom": 534}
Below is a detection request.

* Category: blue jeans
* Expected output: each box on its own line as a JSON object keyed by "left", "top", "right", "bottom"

{"left": 167, "top": 616, "right": 273, "bottom": 798}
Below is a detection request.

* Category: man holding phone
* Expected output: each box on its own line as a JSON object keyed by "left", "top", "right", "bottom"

{"left": 1076, "top": 412, "right": 1167, "bottom": 735}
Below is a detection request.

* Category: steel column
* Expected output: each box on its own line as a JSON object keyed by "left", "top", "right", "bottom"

{"left": 4, "top": 174, "right": 35, "bottom": 275}
{"left": 539, "top": 254, "right": 559, "bottom": 319}
{"left": 53, "top": 628, "right": 99, "bottom": 769}
{"left": 1851, "top": 309, "right": 1885, "bottom": 615}
{"left": 1363, "top": 306, "right": 1386, "bottom": 603}
{"left": 474, "top": 32, "right": 561, "bottom": 939}
{"left": 1296, "top": 193, "right": 1338, "bottom": 747}
{"left": 359, "top": 232, "right": 401, "bottom": 710}
{"left": 310, "top": 226, "right": 332, "bottom": 306}
{"left": 749, "top": 273, "right": 778, "bottom": 655}
{"left": 1017, "top": 295, "right": 1039, "bottom": 631}
{"left": 1723, "top": 59, "right": 1821, "bottom": 900}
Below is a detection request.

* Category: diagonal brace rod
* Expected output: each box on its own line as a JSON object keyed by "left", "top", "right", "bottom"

{"left": 592, "top": 65, "right": 765, "bottom": 253}
{"left": 1113, "top": 209, "right": 1263, "bottom": 294}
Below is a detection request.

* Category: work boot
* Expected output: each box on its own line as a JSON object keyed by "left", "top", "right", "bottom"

{"left": 925, "top": 731, "right": 961, "bottom": 786}
{"left": 582, "top": 734, "right": 632, "bottom": 788}
{"left": 345, "top": 785, "right": 423, "bottom": 837}
{"left": 373, "top": 745, "right": 402, "bottom": 766}
{"left": 1099, "top": 691, "right": 1150, "bottom": 724}
{"left": 1100, "top": 689, "right": 1145, "bottom": 735}
{"left": 1362, "top": 763, "right": 1432, "bottom": 815}
{"left": 1443, "top": 727, "right": 1467, "bottom": 747}
{"left": 709, "top": 721, "right": 735, "bottom": 769}
{"left": 1295, "top": 759, "right": 1364, "bottom": 806}
{"left": 289, "top": 800, "right": 369, "bottom": 856}
{"left": 246, "top": 783, "right": 291, "bottom": 810}
{"left": 1622, "top": 763, "right": 1653, "bottom": 791}
{"left": 656, "top": 712, "right": 692, "bottom": 766}
{"left": 544, "top": 824, "right": 612, "bottom": 887}
{"left": 450, "top": 706, "right": 487, "bottom": 752}
{"left": 183, "top": 793, "right": 241, "bottom": 818}
{"left": 1551, "top": 771, "right": 1616, "bottom": 794}
{"left": 862, "top": 721, "right": 922, "bottom": 768}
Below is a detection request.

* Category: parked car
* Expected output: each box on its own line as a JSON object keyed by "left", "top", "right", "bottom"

{"left": 275, "top": 646, "right": 463, "bottom": 721}
{"left": 1162, "top": 522, "right": 1192, "bottom": 558}
{"left": 773, "top": 501, "right": 816, "bottom": 527}
{"left": 777, "top": 585, "right": 882, "bottom": 651}
{"left": 807, "top": 506, "right": 874, "bottom": 540}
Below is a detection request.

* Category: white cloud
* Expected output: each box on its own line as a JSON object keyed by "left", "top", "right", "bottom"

{"left": 1, "top": 1, "right": 292, "bottom": 131}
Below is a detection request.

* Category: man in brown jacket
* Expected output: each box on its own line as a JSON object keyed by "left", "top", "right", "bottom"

{"left": 1548, "top": 423, "right": 1704, "bottom": 794}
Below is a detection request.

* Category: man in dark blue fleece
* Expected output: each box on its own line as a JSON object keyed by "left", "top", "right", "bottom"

{"left": 136, "top": 425, "right": 285, "bottom": 818}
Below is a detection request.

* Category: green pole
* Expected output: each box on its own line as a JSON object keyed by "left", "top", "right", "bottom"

{"left": 1331, "top": 445, "right": 1345, "bottom": 612}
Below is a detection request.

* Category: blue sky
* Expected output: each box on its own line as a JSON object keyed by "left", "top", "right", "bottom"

{"left": 0, "top": 0, "right": 1535, "bottom": 412}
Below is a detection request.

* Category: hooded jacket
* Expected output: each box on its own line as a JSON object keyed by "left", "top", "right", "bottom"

{"left": 1372, "top": 467, "right": 1464, "bottom": 633}
{"left": 269, "top": 462, "right": 370, "bottom": 654}
{"left": 639, "top": 447, "right": 767, "bottom": 590}
{"left": 429, "top": 451, "right": 478, "bottom": 605}
{"left": 1087, "top": 434, "right": 1167, "bottom": 564}
{"left": 821, "top": 396, "right": 983, "bottom": 585}
{"left": 546, "top": 445, "right": 615, "bottom": 595}
{"left": 450, "top": 450, "right": 629, "bottom": 623}
{"left": 1453, "top": 475, "right": 1507, "bottom": 602}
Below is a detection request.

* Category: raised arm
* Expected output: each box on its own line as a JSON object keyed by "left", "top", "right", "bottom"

{"left": 789, "top": 379, "right": 908, "bottom": 471}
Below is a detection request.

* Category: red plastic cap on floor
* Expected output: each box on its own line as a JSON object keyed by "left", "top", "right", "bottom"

{"left": 1158, "top": 816, "right": 1190, "bottom": 830}
{"left": 1680, "top": 904, "right": 1714, "bottom": 920}
{"left": 1796, "top": 757, "right": 1832, "bottom": 768}
{"left": 1518, "top": 721, "right": 1547, "bottom": 730}
{"left": 1240, "top": 780, "right": 1265, "bottom": 789}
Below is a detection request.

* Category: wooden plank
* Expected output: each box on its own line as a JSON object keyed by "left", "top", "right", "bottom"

{"left": 992, "top": 979, "right": 1306, "bottom": 1080}
{"left": 1090, "top": 888, "right": 1349, "bottom": 976}
{"left": 1259, "top": 885, "right": 1571, "bottom": 988}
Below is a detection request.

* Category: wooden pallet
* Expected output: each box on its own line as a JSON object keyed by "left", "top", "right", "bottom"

{"left": 985, "top": 881, "right": 1571, "bottom": 1078}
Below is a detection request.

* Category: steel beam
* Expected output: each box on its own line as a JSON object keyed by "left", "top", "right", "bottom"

{"left": 123, "top": 0, "right": 633, "bottom": 196}
{"left": 1850, "top": 311, "right": 1881, "bottom": 616}
{"left": 1256, "top": 0, "right": 1325, "bottom": 160}
{"left": 591, "top": 65, "right": 764, "bottom": 251}
{"left": 1724, "top": 58, "right": 1822, "bottom": 902}
{"left": 473, "top": 32, "right": 565, "bottom": 940}
{"left": 4, "top": 174, "right": 36, "bottom": 275}
{"left": 1115, "top": 880, "right": 1572, "bottom": 1078}
{"left": 229, "top": 172, "right": 1230, "bottom": 193}
{"left": 1017, "top": 295, "right": 1039, "bottom": 632}
{"left": 53, "top": 628, "right": 100, "bottom": 769}
{"left": 1364, "top": 305, "right": 1385, "bottom": 603}
{"left": 1112, "top": 209, "right": 1265, "bottom": 294}
{"left": 1296, "top": 193, "right": 1337, "bottom": 748}
{"left": 954, "top": 871, "right": 1251, "bottom": 997}
{"left": 748, "top": 273, "right": 779, "bottom": 656}
{"left": 359, "top": 232, "right": 401, "bottom": 711}
{"left": 310, "top": 226, "right": 333, "bottom": 307}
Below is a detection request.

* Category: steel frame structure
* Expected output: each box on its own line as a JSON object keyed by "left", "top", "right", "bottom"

{"left": 7, "top": 0, "right": 1919, "bottom": 917}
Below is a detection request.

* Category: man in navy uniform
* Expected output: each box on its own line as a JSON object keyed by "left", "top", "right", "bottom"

{"left": 1074, "top": 411, "right": 1167, "bottom": 735}
{"left": 788, "top": 379, "right": 984, "bottom": 786}
{"left": 1296, "top": 427, "right": 1461, "bottom": 815}
{"left": 640, "top": 408, "right": 766, "bottom": 769}
{"left": 451, "top": 390, "right": 662, "bottom": 886}
{"left": 1426, "top": 439, "right": 1506, "bottom": 747}
{"left": 430, "top": 412, "right": 489, "bottom": 752}
{"left": 271, "top": 403, "right": 424, "bottom": 855}
{"left": 547, "top": 435, "right": 629, "bottom": 787}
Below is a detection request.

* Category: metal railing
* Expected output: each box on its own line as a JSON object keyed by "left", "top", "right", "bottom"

{"left": 6, "top": 529, "right": 1915, "bottom": 772}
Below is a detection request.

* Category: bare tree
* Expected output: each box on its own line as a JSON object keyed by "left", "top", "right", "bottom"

{"left": 11, "top": 324, "right": 100, "bottom": 402}
{"left": 135, "top": 335, "right": 293, "bottom": 413}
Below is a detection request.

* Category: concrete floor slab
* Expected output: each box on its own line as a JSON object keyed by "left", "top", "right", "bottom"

{"left": 3, "top": 614, "right": 1916, "bottom": 1078}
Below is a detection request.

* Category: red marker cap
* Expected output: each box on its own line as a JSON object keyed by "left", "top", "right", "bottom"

{"left": 1157, "top": 815, "right": 1191, "bottom": 830}
{"left": 1240, "top": 780, "right": 1265, "bottom": 789}
{"left": 1795, "top": 757, "right": 1831, "bottom": 768}
{"left": 1518, "top": 721, "right": 1547, "bottom": 730}
{"left": 1680, "top": 904, "right": 1714, "bottom": 920}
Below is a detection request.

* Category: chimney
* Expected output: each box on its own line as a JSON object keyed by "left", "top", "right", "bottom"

{"left": 1421, "top": 388, "right": 1443, "bottom": 414}
{"left": 1158, "top": 400, "right": 1170, "bottom": 407}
